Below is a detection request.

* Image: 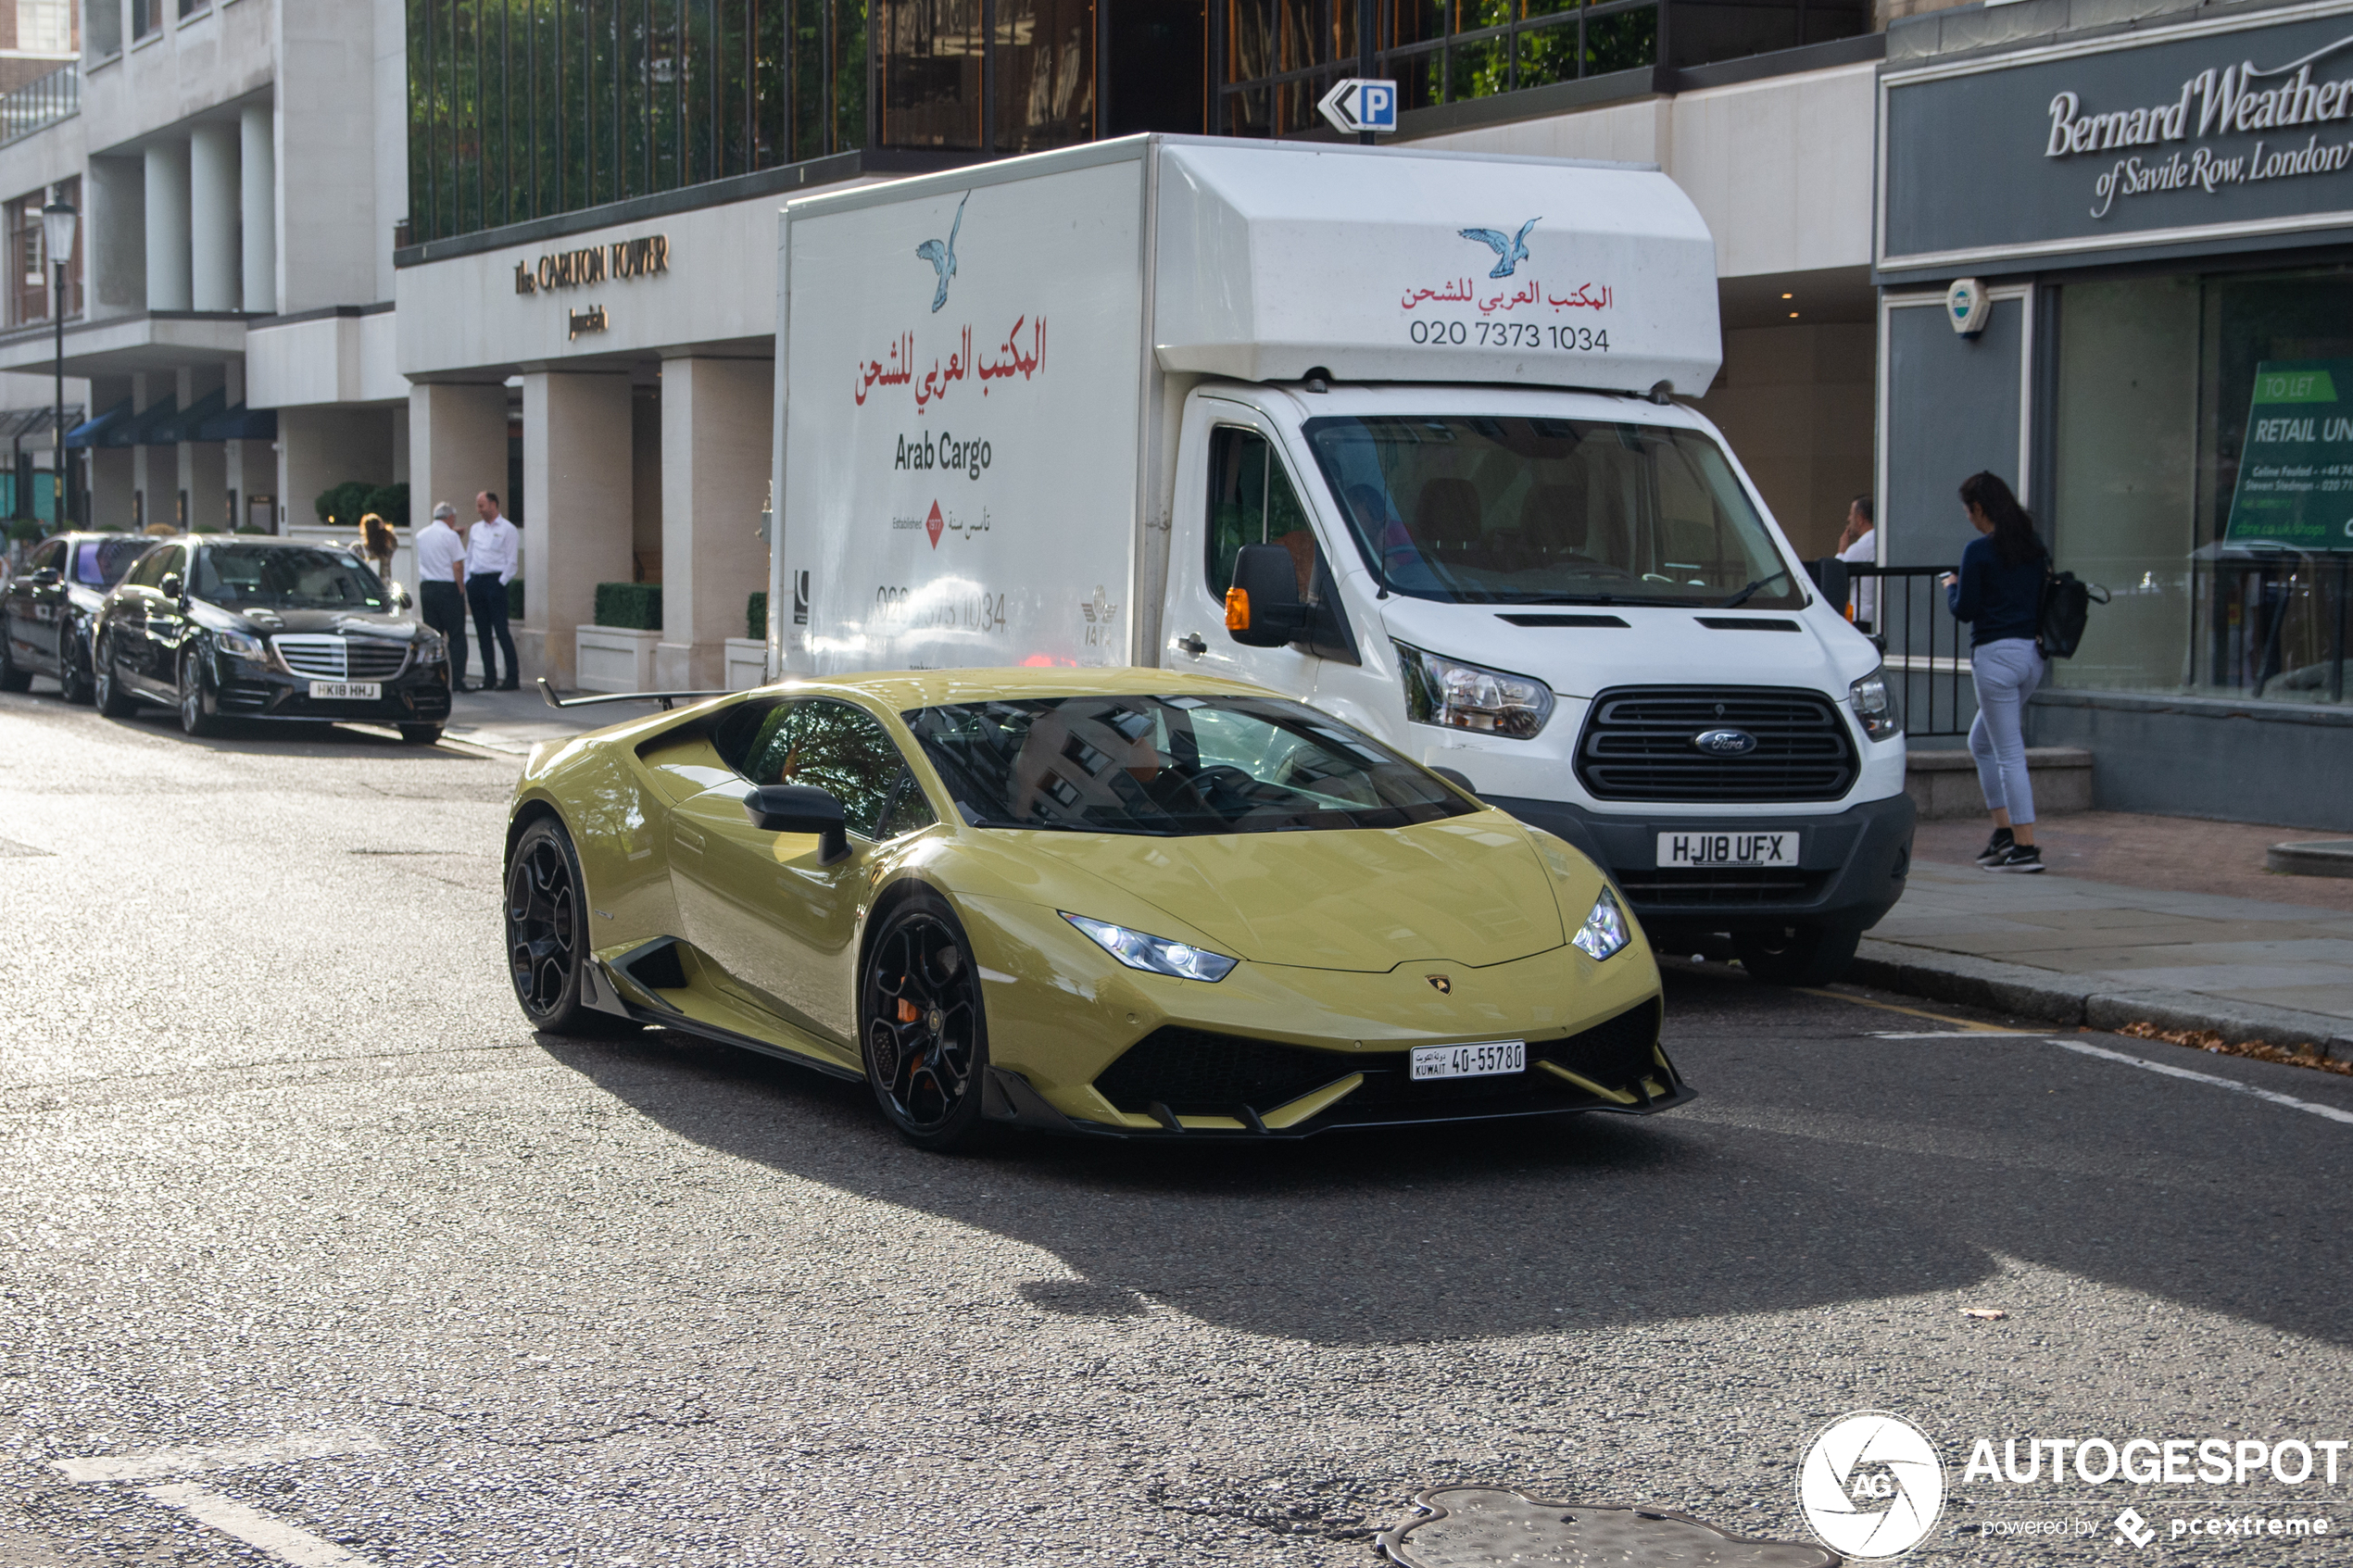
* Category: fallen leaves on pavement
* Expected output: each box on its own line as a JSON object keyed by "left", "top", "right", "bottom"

{"left": 2116, "top": 1021, "right": 2351, "bottom": 1077}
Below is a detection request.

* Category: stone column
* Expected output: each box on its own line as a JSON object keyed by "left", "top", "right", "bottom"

{"left": 407, "top": 383, "right": 508, "bottom": 532}
{"left": 143, "top": 142, "right": 192, "bottom": 313}
{"left": 655, "top": 357, "right": 774, "bottom": 690}
{"left": 188, "top": 122, "right": 240, "bottom": 313}
{"left": 239, "top": 103, "right": 275, "bottom": 314}
{"left": 520, "top": 370, "right": 634, "bottom": 688}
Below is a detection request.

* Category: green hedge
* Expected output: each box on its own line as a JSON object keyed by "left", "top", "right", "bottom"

{"left": 747, "top": 591, "right": 766, "bottom": 642}
{"left": 594, "top": 582, "right": 661, "bottom": 630}
{"left": 313, "top": 480, "right": 409, "bottom": 529}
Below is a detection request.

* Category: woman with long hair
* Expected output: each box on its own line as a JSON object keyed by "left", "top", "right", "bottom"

{"left": 358, "top": 511, "right": 397, "bottom": 585}
{"left": 1944, "top": 471, "right": 2049, "bottom": 872}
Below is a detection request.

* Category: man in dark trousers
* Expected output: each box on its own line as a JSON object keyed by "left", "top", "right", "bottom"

{"left": 465, "top": 490, "right": 522, "bottom": 691}
{"left": 413, "top": 502, "right": 472, "bottom": 690}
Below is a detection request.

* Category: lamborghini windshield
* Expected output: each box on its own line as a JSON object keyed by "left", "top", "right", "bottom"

{"left": 1302, "top": 414, "right": 1803, "bottom": 608}
{"left": 902, "top": 694, "right": 1472, "bottom": 835}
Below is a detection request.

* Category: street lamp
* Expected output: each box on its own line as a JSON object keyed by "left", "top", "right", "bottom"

{"left": 41, "top": 197, "right": 75, "bottom": 531}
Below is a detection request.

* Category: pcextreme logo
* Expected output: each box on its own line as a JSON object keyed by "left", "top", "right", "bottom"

{"left": 1798, "top": 1411, "right": 1946, "bottom": 1560}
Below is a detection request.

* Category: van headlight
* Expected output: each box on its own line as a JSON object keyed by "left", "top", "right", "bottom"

{"left": 1398, "top": 643, "right": 1554, "bottom": 738}
{"left": 1570, "top": 886, "right": 1632, "bottom": 961}
{"left": 1849, "top": 668, "right": 1901, "bottom": 742}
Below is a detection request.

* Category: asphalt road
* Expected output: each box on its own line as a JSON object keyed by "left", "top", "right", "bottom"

{"left": 3, "top": 686, "right": 2349, "bottom": 1568}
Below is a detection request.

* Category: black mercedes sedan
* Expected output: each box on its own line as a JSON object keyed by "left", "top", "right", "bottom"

{"left": 0, "top": 532, "right": 151, "bottom": 702}
{"left": 92, "top": 536, "right": 452, "bottom": 742}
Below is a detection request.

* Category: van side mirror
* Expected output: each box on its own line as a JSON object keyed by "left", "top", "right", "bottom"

{"left": 743, "top": 784, "right": 851, "bottom": 864}
{"left": 157, "top": 571, "right": 183, "bottom": 603}
{"left": 1809, "top": 557, "right": 1850, "bottom": 610}
{"left": 1225, "top": 543, "right": 1308, "bottom": 648}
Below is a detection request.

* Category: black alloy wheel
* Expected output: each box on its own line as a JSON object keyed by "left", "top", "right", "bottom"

{"left": 57, "top": 623, "right": 92, "bottom": 704}
{"left": 861, "top": 892, "right": 990, "bottom": 1151}
{"left": 1730, "top": 922, "right": 1863, "bottom": 987}
{"left": 0, "top": 628, "right": 27, "bottom": 693}
{"left": 399, "top": 722, "right": 444, "bottom": 746}
{"left": 94, "top": 632, "right": 135, "bottom": 718}
{"left": 504, "top": 816, "right": 635, "bottom": 1036}
{"left": 177, "top": 646, "right": 223, "bottom": 738}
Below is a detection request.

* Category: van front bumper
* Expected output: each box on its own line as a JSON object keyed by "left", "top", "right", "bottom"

{"left": 1484, "top": 791, "right": 1916, "bottom": 939}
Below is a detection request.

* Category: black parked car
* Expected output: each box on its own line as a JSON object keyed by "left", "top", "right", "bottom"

{"left": 0, "top": 532, "right": 151, "bottom": 702}
{"left": 92, "top": 536, "right": 453, "bottom": 743}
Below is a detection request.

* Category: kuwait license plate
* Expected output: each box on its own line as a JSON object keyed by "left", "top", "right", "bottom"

{"left": 1410, "top": 1040, "right": 1527, "bottom": 1081}
{"left": 1656, "top": 830, "right": 1800, "bottom": 868}
{"left": 308, "top": 680, "right": 382, "bottom": 701}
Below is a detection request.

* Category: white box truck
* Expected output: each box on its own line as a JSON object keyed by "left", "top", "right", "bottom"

{"left": 768, "top": 135, "right": 1913, "bottom": 985}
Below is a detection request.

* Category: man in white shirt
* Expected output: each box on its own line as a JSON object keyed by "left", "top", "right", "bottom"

{"left": 465, "top": 490, "right": 522, "bottom": 690}
{"left": 413, "top": 502, "right": 472, "bottom": 690}
{"left": 1836, "top": 495, "right": 1879, "bottom": 632}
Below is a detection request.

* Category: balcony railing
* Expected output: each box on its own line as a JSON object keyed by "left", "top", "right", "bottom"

{"left": 0, "top": 64, "right": 79, "bottom": 149}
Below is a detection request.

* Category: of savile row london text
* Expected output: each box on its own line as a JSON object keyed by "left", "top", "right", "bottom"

{"left": 2044, "top": 33, "right": 2353, "bottom": 217}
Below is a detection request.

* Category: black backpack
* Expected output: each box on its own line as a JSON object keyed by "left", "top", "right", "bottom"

{"left": 2037, "top": 565, "right": 2109, "bottom": 659}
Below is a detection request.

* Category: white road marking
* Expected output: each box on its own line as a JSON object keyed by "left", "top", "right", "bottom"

{"left": 2052, "top": 1039, "right": 2353, "bottom": 1126}
{"left": 51, "top": 1430, "right": 384, "bottom": 1483}
{"left": 1868, "top": 1029, "right": 2028, "bottom": 1039}
{"left": 143, "top": 1483, "right": 377, "bottom": 1568}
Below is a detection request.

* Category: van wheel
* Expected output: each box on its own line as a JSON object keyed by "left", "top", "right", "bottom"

{"left": 1731, "top": 922, "right": 1862, "bottom": 987}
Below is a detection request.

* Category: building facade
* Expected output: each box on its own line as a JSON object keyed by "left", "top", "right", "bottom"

{"left": 1877, "top": 0, "right": 2353, "bottom": 829}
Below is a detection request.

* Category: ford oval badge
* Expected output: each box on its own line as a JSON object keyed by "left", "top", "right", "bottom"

{"left": 1693, "top": 728, "right": 1758, "bottom": 757}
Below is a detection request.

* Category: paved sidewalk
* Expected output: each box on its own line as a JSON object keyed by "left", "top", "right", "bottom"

{"left": 1852, "top": 822, "right": 2353, "bottom": 1059}
{"left": 440, "top": 684, "right": 617, "bottom": 757}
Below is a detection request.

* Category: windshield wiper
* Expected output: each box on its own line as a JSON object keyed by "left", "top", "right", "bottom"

{"left": 1717, "top": 568, "right": 1792, "bottom": 609}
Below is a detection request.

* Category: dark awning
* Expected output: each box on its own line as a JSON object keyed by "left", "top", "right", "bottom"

{"left": 64, "top": 400, "right": 127, "bottom": 448}
{"left": 94, "top": 396, "right": 177, "bottom": 449}
{"left": 148, "top": 390, "right": 227, "bottom": 444}
{"left": 195, "top": 402, "right": 278, "bottom": 441}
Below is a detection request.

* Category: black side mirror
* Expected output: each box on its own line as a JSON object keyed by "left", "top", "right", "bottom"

{"left": 391, "top": 584, "right": 413, "bottom": 610}
{"left": 157, "top": 571, "right": 184, "bottom": 603}
{"left": 31, "top": 567, "right": 59, "bottom": 588}
{"left": 743, "top": 784, "right": 850, "bottom": 864}
{"left": 1226, "top": 543, "right": 1309, "bottom": 648}
{"left": 1811, "top": 557, "right": 1850, "bottom": 609}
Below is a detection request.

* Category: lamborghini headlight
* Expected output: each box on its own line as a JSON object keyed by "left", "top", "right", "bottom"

{"left": 1398, "top": 643, "right": 1554, "bottom": 738}
{"left": 216, "top": 630, "right": 268, "bottom": 662}
{"left": 1848, "top": 667, "right": 1901, "bottom": 742}
{"left": 1571, "top": 886, "right": 1631, "bottom": 961}
{"left": 1062, "top": 912, "right": 1238, "bottom": 982}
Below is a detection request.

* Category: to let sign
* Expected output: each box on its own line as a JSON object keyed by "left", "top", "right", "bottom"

{"left": 2225, "top": 358, "right": 2353, "bottom": 552}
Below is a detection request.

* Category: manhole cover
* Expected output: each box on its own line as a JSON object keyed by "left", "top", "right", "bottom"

{"left": 1380, "top": 1486, "right": 1839, "bottom": 1568}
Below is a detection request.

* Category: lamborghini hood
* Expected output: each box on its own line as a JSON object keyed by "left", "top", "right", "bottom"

{"left": 1026, "top": 817, "right": 1567, "bottom": 972}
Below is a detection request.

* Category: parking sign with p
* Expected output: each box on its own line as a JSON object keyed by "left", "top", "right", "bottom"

{"left": 1317, "top": 78, "right": 1399, "bottom": 136}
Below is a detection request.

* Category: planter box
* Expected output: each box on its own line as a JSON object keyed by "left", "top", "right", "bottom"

{"left": 724, "top": 638, "right": 769, "bottom": 691}
{"left": 575, "top": 624, "right": 661, "bottom": 693}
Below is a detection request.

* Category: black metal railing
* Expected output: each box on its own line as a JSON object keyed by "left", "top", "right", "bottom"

{"left": 1839, "top": 564, "right": 1970, "bottom": 738}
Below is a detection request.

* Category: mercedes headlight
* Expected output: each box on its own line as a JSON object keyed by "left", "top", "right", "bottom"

{"left": 217, "top": 630, "right": 268, "bottom": 662}
{"left": 1062, "top": 912, "right": 1238, "bottom": 982}
{"left": 416, "top": 631, "right": 447, "bottom": 664}
{"left": 1571, "top": 886, "right": 1631, "bottom": 961}
{"left": 1848, "top": 667, "right": 1901, "bottom": 742}
{"left": 1398, "top": 643, "right": 1554, "bottom": 738}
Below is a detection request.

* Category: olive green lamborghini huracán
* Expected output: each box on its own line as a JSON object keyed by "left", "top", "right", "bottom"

{"left": 503, "top": 668, "right": 1689, "bottom": 1149}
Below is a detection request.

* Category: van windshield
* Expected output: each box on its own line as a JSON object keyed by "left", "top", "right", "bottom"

{"left": 1301, "top": 415, "right": 1804, "bottom": 608}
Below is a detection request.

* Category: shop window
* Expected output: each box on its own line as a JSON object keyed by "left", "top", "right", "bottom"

{"left": 2050, "top": 269, "right": 2353, "bottom": 708}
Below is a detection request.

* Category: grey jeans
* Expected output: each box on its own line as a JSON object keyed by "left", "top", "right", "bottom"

{"left": 1969, "top": 637, "right": 2045, "bottom": 824}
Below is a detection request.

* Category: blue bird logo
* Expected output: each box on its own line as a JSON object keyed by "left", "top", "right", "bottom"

{"left": 1458, "top": 217, "right": 1541, "bottom": 279}
{"left": 915, "top": 192, "right": 969, "bottom": 313}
